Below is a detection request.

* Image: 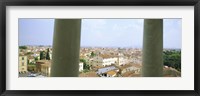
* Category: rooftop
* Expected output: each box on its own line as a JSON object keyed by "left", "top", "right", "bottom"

{"left": 97, "top": 66, "right": 118, "bottom": 74}
{"left": 119, "top": 63, "right": 141, "bottom": 70}
{"left": 106, "top": 70, "right": 117, "bottom": 76}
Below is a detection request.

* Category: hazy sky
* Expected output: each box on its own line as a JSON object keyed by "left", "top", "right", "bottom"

{"left": 19, "top": 19, "right": 181, "bottom": 49}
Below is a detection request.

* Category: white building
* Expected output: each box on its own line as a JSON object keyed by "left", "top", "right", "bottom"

{"left": 32, "top": 52, "right": 40, "bottom": 57}
{"left": 118, "top": 56, "right": 128, "bottom": 66}
{"left": 79, "top": 62, "right": 84, "bottom": 72}
{"left": 96, "top": 66, "right": 119, "bottom": 77}
{"left": 132, "top": 57, "right": 142, "bottom": 64}
{"left": 26, "top": 49, "right": 31, "bottom": 53}
{"left": 91, "top": 54, "right": 118, "bottom": 67}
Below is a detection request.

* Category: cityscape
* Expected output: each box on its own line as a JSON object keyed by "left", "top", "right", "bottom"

{"left": 19, "top": 19, "right": 181, "bottom": 77}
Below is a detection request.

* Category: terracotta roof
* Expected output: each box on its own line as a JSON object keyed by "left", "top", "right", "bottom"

{"left": 41, "top": 63, "right": 51, "bottom": 67}
{"left": 19, "top": 53, "right": 26, "bottom": 56}
{"left": 163, "top": 67, "right": 181, "bottom": 77}
{"left": 28, "top": 56, "right": 35, "bottom": 59}
{"left": 129, "top": 74, "right": 141, "bottom": 77}
{"left": 120, "top": 63, "right": 141, "bottom": 69}
{"left": 122, "top": 71, "right": 141, "bottom": 77}
{"left": 120, "top": 64, "right": 133, "bottom": 70}
{"left": 36, "top": 60, "right": 51, "bottom": 64}
{"left": 99, "top": 54, "right": 113, "bottom": 59}
{"left": 79, "top": 71, "right": 98, "bottom": 77}
{"left": 107, "top": 70, "right": 117, "bottom": 76}
{"left": 132, "top": 64, "right": 141, "bottom": 68}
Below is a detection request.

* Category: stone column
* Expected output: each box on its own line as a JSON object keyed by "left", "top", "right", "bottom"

{"left": 142, "top": 19, "right": 163, "bottom": 77}
{"left": 50, "top": 19, "right": 81, "bottom": 77}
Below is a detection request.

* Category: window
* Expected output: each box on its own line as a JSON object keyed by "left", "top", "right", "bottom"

{"left": 22, "top": 62, "right": 24, "bottom": 66}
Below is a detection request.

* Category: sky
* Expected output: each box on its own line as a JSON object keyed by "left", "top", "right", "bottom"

{"left": 19, "top": 19, "right": 181, "bottom": 49}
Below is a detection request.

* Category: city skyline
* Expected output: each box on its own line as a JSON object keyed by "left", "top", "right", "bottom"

{"left": 19, "top": 19, "right": 181, "bottom": 49}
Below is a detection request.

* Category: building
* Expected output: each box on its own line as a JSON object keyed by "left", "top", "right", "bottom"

{"left": 118, "top": 56, "right": 128, "bottom": 66}
{"left": 19, "top": 55, "right": 28, "bottom": 73}
{"left": 79, "top": 62, "right": 83, "bottom": 72}
{"left": 41, "top": 62, "right": 51, "bottom": 77}
{"left": 96, "top": 66, "right": 119, "bottom": 77}
{"left": 132, "top": 57, "right": 142, "bottom": 64}
{"left": 27, "top": 56, "right": 35, "bottom": 64}
{"left": 120, "top": 63, "right": 141, "bottom": 75}
{"left": 91, "top": 54, "right": 118, "bottom": 67}
{"left": 36, "top": 60, "right": 51, "bottom": 77}
{"left": 32, "top": 52, "right": 40, "bottom": 58}
{"left": 106, "top": 70, "right": 117, "bottom": 77}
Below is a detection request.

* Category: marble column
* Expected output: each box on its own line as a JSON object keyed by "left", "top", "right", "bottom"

{"left": 142, "top": 19, "right": 163, "bottom": 77}
{"left": 50, "top": 19, "right": 81, "bottom": 77}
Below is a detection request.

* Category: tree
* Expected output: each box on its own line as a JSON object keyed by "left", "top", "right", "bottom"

{"left": 40, "top": 51, "right": 46, "bottom": 60}
{"left": 19, "top": 46, "right": 27, "bottom": 49}
{"left": 46, "top": 48, "right": 50, "bottom": 60}
{"left": 163, "top": 50, "right": 181, "bottom": 72}
{"left": 35, "top": 56, "right": 39, "bottom": 61}
{"left": 80, "top": 59, "right": 90, "bottom": 70}
{"left": 90, "top": 51, "right": 96, "bottom": 57}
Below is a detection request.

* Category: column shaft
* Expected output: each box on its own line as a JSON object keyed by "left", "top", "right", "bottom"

{"left": 142, "top": 19, "right": 163, "bottom": 77}
{"left": 50, "top": 19, "right": 81, "bottom": 77}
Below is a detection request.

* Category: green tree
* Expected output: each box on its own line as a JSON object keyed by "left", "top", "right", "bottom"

{"left": 80, "top": 59, "right": 90, "bottom": 70}
{"left": 19, "top": 46, "right": 27, "bottom": 49}
{"left": 40, "top": 51, "right": 46, "bottom": 60}
{"left": 90, "top": 51, "right": 96, "bottom": 57}
{"left": 35, "top": 56, "right": 39, "bottom": 61}
{"left": 163, "top": 50, "right": 181, "bottom": 72}
{"left": 46, "top": 48, "right": 50, "bottom": 60}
